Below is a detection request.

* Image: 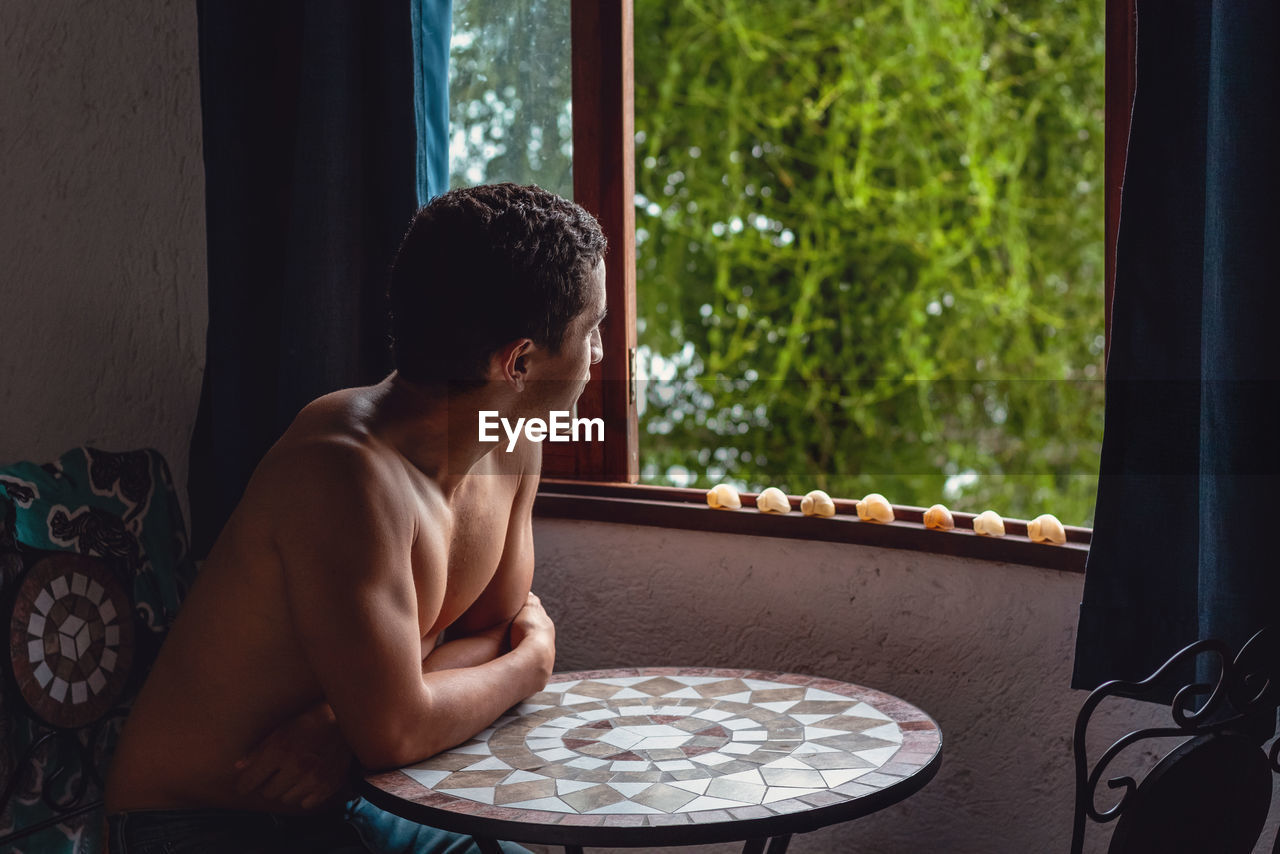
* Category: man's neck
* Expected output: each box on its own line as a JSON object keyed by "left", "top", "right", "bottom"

{"left": 368, "top": 373, "right": 502, "bottom": 500}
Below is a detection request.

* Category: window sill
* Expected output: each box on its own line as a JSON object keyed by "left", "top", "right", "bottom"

{"left": 534, "top": 480, "right": 1090, "bottom": 574}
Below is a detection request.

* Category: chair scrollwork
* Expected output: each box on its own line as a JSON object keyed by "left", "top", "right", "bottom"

{"left": 1071, "top": 627, "right": 1280, "bottom": 854}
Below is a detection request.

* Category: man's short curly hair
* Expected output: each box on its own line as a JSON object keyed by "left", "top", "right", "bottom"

{"left": 388, "top": 183, "right": 607, "bottom": 386}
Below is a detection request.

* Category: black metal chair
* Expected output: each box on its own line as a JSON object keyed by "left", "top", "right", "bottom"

{"left": 1071, "top": 626, "right": 1280, "bottom": 854}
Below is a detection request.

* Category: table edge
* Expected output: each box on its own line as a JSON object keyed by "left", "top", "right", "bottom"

{"left": 357, "top": 743, "right": 942, "bottom": 847}
{"left": 358, "top": 668, "right": 944, "bottom": 847}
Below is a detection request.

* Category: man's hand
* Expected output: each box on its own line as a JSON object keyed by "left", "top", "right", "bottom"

{"left": 509, "top": 591, "right": 556, "bottom": 684}
{"left": 234, "top": 703, "right": 354, "bottom": 812}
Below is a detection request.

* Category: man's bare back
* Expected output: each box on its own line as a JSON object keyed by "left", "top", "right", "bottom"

{"left": 104, "top": 184, "right": 606, "bottom": 854}
{"left": 106, "top": 378, "right": 551, "bottom": 813}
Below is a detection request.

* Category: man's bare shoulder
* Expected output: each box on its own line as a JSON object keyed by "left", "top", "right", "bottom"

{"left": 496, "top": 434, "right": 544, "bottom": 479}
{"left": 277, "top": 386, "right": 378, "bottom": 448}
{"left": 515, "top": 436, "right": 543, "bottom": 492}
{"left": 247, "top": 389, "right": 422, "bottom": 527}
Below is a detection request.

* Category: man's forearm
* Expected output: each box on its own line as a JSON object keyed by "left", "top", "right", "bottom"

{"left": 388, "top": 638, "right": 549, "bottom": 769}
{"left": 246, "top": 624, "right": 527, "bottom": 776}
{"left": 422, "top": 622, "right": 508, "bottom": 674}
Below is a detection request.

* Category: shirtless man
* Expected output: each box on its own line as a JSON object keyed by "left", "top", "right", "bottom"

{"left": 105, "top": 183, "right": 607, "bottom": 853}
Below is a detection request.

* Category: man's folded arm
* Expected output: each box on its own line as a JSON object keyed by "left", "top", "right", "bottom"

{"left": 274, "top": 442, "right": 551, "bottom": 771}
{"left": 429, "top": 441, "right": 542, "bottom": 673}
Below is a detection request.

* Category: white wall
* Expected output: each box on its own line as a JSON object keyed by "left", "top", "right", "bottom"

{"left": 533, "top": 518, "right": 1280, "bottom": 854}
{"left": 0, "top": 0, "right": 207, "bottom": 515}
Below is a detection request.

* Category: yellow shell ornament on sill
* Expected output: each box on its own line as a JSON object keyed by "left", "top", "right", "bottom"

{"left": 856, "top": 493, "right": 894, "bottom": 523}
{"left": 756, "top": 487, "right": 791, "bottom": 513}
{"left": 1027, "top": 513, "right": 1067, "bottom": 545}
{"left": 801, "top": 489, "right": 836, "bottom": 517}
{"left": 923, "top": 503, "right": 955, "bottom": 531}
{"left": 973, "top": 510, "right": 1006, "bottom": 537}
{"left": 706, "top": 483, "right": 742, "bottom": 510}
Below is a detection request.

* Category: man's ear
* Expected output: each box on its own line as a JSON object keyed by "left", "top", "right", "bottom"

{"left": 491, "top": 338, "right": 536, "bottom": 391}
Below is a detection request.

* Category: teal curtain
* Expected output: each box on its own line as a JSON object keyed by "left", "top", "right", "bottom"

{"left": 1073, "top": 0, "right": 1280, "bottom": 691}
{"left": 413, "top": 0, "right": 453, "bottom": 203}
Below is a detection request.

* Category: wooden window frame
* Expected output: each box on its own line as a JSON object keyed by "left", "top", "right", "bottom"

{"left": 539, "top": 0, "right": 638, "bottom": 482}
{"left": 538, "top": 0, "right": 1134, "bottom": 572}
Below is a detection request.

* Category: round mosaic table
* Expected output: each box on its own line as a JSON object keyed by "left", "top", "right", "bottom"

{"left": 360, "top": 668, "right": 942, "bottom": 852}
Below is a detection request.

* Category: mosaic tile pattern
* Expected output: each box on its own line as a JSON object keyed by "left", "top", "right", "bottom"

{"left": 366, "top": 668, "right": 941, "bottom": 830}
{"left": 7, "top": 553, "right": 135, "bottom": 729}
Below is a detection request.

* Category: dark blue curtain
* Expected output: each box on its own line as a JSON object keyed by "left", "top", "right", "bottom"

{"left": 1073, "top": 0, "right": 1280, "bottom": 691}
{"left": 188, "top": 1, "right": 420, "bottom": 557}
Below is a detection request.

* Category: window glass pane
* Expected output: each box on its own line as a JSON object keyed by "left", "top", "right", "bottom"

{"left": 449, "top": 0, "right": 573, "bottom": 195}
{"left": 634, "top": 1, "right": 1104, "bottom": 526}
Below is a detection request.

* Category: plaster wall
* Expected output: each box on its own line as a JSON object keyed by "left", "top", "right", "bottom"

{"left": 532, "top": 518, "right": 1280, "bottom": 854}
{"left": 0, "top": 0, "right": 207, "bottom": 514}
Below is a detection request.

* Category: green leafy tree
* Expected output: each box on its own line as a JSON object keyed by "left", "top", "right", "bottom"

{"left": 449, "top": 0, "right": 573, "bottom": 195}
{"left": 633, "top": 0, "right": 1105, "bottom": 525}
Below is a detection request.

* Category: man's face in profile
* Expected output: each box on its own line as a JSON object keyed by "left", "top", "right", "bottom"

{"left": 527, "top": 258, "right": 606, "bottom": 413}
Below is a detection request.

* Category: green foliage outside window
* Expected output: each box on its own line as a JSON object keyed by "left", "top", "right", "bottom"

{"left": 448, "top": 0, "right": 573, "bottom": 195}
{"left": 633, "top": 0, "right": 1105, "bottom": 526}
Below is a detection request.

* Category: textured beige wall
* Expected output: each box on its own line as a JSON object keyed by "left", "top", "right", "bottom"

{"left": 532, "top": 519, "right": 1279, "bottom": 854}
{"left": 0, "top": 0, "right": 207, "bottom": 515}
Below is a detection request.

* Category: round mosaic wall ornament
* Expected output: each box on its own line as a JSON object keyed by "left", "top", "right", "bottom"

{"left": 385, "top": 669, "right": 940, "bottom": 825}
{"left": 8, "top": 553, "right": 135, "bottom": 729}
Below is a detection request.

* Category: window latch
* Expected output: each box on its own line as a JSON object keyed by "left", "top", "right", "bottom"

{"left": 628, "top": 346, "right": 637, "bottom": 406}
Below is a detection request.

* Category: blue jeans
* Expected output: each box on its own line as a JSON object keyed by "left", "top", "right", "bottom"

{"left": 106, "top": 798, "right": 529, "bottom": 854}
